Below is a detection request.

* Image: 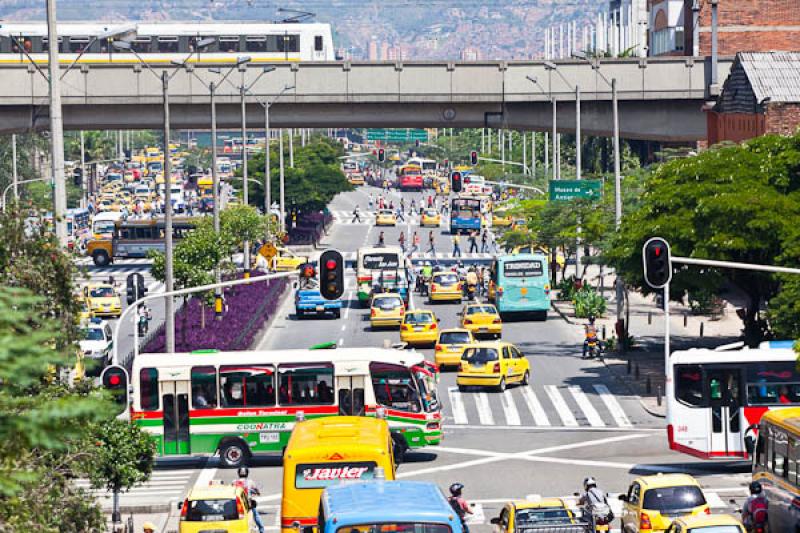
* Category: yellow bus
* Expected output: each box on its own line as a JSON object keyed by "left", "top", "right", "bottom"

{"left": 752, "top": 407, "right": 800, "bottom": 531}
{"left": 281, "top": 415, "right": 397, "bottom": 533}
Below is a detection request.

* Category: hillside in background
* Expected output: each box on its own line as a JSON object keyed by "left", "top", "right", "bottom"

{"left": 0, "top": 0, "right": 606, "bottom": 59}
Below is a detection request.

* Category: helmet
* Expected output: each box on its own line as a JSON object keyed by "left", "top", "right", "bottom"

{"left": 749, "top": 481, "right": 762, "bottom": 495}
{"left": 583, "top": 477, "right": 597, "bottom": 490}
{"left": 588, "top": 314, "right": 596, "bottom": 323}
{"left": 449, "top": 483, "right": 464, "bottom": 496}
{"left": 142, "top": 522, "right": 157, "bottom": 532}
{"left": 237, "top": 466, "right": 249, "bottom": 478}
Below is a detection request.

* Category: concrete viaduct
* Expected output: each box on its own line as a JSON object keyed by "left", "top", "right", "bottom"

{"left": 0, "top": 56, "right": 733, "bottom": 142}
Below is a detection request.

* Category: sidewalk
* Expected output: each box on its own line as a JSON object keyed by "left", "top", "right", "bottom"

{"left": 552, "top": 265, "right": 744, "bottom": 417}
{"left": 105, "top": 510, "right": 177, "bottom": 533}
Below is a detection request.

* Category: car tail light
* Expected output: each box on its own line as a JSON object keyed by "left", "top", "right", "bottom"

{"left": 435, "top": 344, "right": 442, "bottom": 351}
{"left": 497, "top": 286, "right": 504, "bottom": 295}
{"left": 493, "top": 318, "right": 501, "bottom": 324}
{"left": 431, "top": 285, "right": 437, "bottom": 292}
{"left": 704, "top": 507, "right": 711, "bottom": 515}
{"left": 458, "top": 362, "right": 464, "bottom": 372}
{"left": 640, "top": 512, "right": 652, "bottom": 530}
{"left": 431, "top": 323, "right": 437, "bottom": 330}
{"left": 401, "top": 324, "right": 409, "bottom": 331}
{"left": 180, "top": 499, "right": 188, "bottom": 518}
{"left": 493, "top": 363, "right": 501, "bottom": 373}
{"left": 236, "top": 497, "right": 245, "bottom": 519}
{"left": 371, "top": 308, "right": 376, "bottom": 317}
{"left": 457, "top": 283, "right": 463, "bottom": 291}
{"left": 464, "top": 319, "right": 472, "bottom": 325}
{"left": 400, "top": 309, "right": 405, "bottom": 315}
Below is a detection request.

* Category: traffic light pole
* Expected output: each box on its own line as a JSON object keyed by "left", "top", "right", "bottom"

{"left": 113, "top": 269, "right": 299, "bottom": 367}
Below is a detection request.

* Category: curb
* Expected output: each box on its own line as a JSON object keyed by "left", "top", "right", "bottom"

{"left": 105, "top": 500, "right": 177, "bottom": 514}
{"left": 602, "top": 358, "right": 666, "bottom": 419}
{"left": 550, "top": 300, "right": 577, "bottom": 325}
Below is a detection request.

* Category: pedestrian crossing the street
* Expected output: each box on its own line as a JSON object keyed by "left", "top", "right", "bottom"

{"left": 75, "top": 256, "right": 152, "bottom": 268}
{"left": 74, "top": 468, "right": 195, "bottom": 506}
{"left": 445, "top": 383, "right": 636, "bottom": 429}
{"left": 338, "top": 251, "right": 497, "bottom": 261}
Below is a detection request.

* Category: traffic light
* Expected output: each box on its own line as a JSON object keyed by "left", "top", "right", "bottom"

{"left": 642, "top": 237, "right": 672, "bottom": 289}
{"left": 378, "top": 148, "right": 385, "bottom": 162}
{"left": 100, "top": 365, "right": 129, "bottom": 414}
{"left": 451, "top": 171, "right": 463, "bottom": 193}
{"left": 470, "top": 150, "right": 478, "bottom": 166}
{"left": 319, "top": 249, "right": 345, "bottom": 301}
{"left": 443, "top": 159, "right": 449, "bottom": 169}
{"left": 415, "top": 139, "right": 420, "bottom": 147}
{"left": 72, "top": 167, "right": 83, "bottom": 187}
{"left": 126, "top": 273, "right": 146, "bottom": 305}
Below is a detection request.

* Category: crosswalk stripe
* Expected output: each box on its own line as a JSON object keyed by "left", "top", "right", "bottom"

{"left": 521, "top": 386, "right": 551, "bottom": 426}
{"left": 568, "top": 386, "right": 606, "bottom": 427}
{"left": 544, "top": 385, "right": 579, "bottom": 427}
{"left": 501, "top": 389, "right": 521, "bottom": 426}
{"left": 465, "top": 503, "right": 485, "bottom": 525}
{"left": 475, "top": 393, "right": 495, "bottom": 425}
{"left": 448, "top": 386, "right": 469, "bottom": 425}
{"left": 705, "top": 492, "right": 726, "bottom": 508}
{"left": 593, "top": 384, "right": 632, "bottom": 428}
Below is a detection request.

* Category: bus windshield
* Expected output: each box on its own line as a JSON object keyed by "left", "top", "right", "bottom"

{"left": 371, "top": 362, "right": 423, "bottom": 413}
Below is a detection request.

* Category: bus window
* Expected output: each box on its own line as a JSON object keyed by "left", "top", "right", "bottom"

{"left": 772, "top": 427, "right": 788, "bottom": 478}
{"left": 220, "top": 365, "right": 275, "bottom": 407}
{"left": 746, "top": 361, "right": 800, "bottom": 405}
{"left": 370, "top": 362, "right": 421, "bottom": 413}
{"left": 789, "top": 437, "right": 799, "bottom": 485}
{"left": 675, "top": 365, "right": 704, "bottom": 407}
{"left": 140, "top": 368, "right": 159, "bottom": 411}
{"left": 277, "top": 363, "right": 334, "bottom": 405}
{"left": 191, "top": 366, "right": 218, "bottom": 408}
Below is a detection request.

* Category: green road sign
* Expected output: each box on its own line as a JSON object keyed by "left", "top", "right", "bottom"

{"left": 548, "top": 179, "right": 602, "bottom": 201}
{"left": 366, "top": 129, "right": 429, "bottom": 142}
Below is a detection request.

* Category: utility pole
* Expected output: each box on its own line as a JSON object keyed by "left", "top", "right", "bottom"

{"left": 575, "top": 85, "right": 582, "bottom": 180}
{"left": 240, "top": 84, "right": 250, "bottom": 278}
{"left": 488, "top": 129, "right": 492, "bottom": 154}
{"left": 11, "top": 134, "right": 18, "bottom": 200}
{"left": 481, "top": 128, "right": 485, "bottom": 153}
{"left": 161, "top": 72, "right": 176, "bottom": 351}
{"left": 544, "top": 132, "right": 549, "bottom": 178}
{"left": 522, "top": 132, "right": 527, "bottom": 175}
{"left": 279, "top": 129, "right": 286, "bottom": 233}
{"left": 79, "top": 131, "right": 85, "bottom": 208}
{"left": 532, "top": 132, "right": 536, "bottom": 178}
{"left": 612, "top": 77, "right": 624, "bottom": 341}
{"left": 210, "top": 81, "right": 223, "bottom": 320}
{"left": 501, "top": 130, "right": 505, "bottom": 170}
{"left": 551, "top": 98, "right": 558, "bottom": 179}
{"left": 289, "top": 128, "right": 294, "bottom": 168}
{"left": 264, "top": 105, "right": 272, "bottom": 238}
{"left": 46, "top": 0, "right": 68, "bottom": 246}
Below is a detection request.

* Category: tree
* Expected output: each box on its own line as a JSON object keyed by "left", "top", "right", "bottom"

{"left": 606, "top": 134, "right": 800, "bottom": 345}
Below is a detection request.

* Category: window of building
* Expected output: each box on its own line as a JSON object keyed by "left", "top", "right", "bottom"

{"left": 277, "top": 363, "right": 334, "bottom": 405}
{"left": 219, "top": 365, "right": 275, "bottom": 407}
{"left": 139, "top": 368, "right": 159, "bottom": 411}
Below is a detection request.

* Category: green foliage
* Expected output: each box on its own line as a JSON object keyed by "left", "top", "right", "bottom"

{"left": 84, "top": 419, "right": 155, "bottom": 493}
{"left": 606, "top": 133, "right": 800, "bottom": 344}
{"left": 555, "top": 275, "right": 578, "bottom": 301}
{"left": 573, "top": 286, "right": 607, "bottom": 318}
{"left": 768, "top": 276, "right": 800, "bottom": 340}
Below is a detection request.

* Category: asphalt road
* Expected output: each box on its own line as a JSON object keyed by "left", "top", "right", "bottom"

{"left": 80, "top": 186, "right": 753, "bottom": 530}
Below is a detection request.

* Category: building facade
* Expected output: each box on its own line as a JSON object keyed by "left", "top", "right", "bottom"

{"left": 648, "top": 0, "right": 685, "bottom": 56}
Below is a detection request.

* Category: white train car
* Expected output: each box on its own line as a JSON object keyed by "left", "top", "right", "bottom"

{"left": 0, "top": 21, "right": 336, "bottom": 63}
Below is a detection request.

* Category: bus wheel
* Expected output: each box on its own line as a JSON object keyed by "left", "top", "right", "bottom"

{"left": 219, "top": 441, "right": 249, "bottom": 468}
{"left": 93, "top": 250, "right": 110, "bottom": 267}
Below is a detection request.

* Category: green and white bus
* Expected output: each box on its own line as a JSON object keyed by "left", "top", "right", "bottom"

{"left": 129, "top": 347, "right": 441, "bottom": 467}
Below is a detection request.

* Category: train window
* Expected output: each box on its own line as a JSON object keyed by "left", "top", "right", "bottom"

{"left": 42, "top": 36, "right": 64, "bottom": 53}
{"left": 157, "top": 36, "right": 179, "bottom": 53}
{"left": 10, "top": 36, "right": 34, "bottom": 54}
{"left": 188, "top": 36, "right": 217, "bottom": 52}
{"left": 132, "top": 37, "right": 151, "bottom": 53}
{"left": 68, "top": 37, "right": 91, "bottom": 53}
{"left": 219, "top": 36, "right": 239, "bottom": 53}
{"left": 245, "top": 36, "right": 267, "bottom": 52}
{"left": 314, "top": 36, "right": 323, "bottom": 52}
{"left": 277, "top": 34, "right": 299, "bottom": 53}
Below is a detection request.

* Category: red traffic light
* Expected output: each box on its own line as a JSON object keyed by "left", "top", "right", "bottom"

{"left": 109, "top": 374, "right": 121, "bottom": 386}
{"left": 470, "top": 151, "right": 478, "bottom": 165}
{"left": 326, "top": 259, "right": 337, "bottom": 270}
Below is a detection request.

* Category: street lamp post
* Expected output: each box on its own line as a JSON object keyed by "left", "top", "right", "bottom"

{"left": 240, "top": 83, "right": 251, "bottom": 278}
{"left": 11, "top": 134, "right": 18, "bottom": 200}
{"left": 45, "top": 0, "right": 67, "bottom": 246}
{"left": 279, "top": 129, "right": 286, "bottom": 233}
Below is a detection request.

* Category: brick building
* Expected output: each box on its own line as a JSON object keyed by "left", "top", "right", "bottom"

{"left": 707, "top": 52, "right": 800, "bottom": 144}
{"left": 684, "top": 0, "right": 800, "bottom": 56}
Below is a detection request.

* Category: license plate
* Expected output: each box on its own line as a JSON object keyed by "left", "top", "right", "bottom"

{"left": 259, "top": 432, "right": 280, "bottom": 444}
{"left": 316, "top": 305, "right": 324, "bottom": 311}
{"left": 450, "top": 345, "right": 462, "bottom": 351}
{"left": 414, "top": 326, "right": 425, "bottom": 331}
{"left": 471, "top": 365, "right": 484, "bottom": 371}
{"left": 479, "top": 327, "right": 488, "bottom": 332}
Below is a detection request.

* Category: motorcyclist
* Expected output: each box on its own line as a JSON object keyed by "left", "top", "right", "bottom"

{"left": 456, "top": 261, "right": 468, "bottom": 280}
{"left": 578, "top": 477, "right": 612, "bottom": 528}
{"left": 233, "top": 467, "right": 265, "bottom": 533}
{"left": 447, "top": 483, "right": 473, "bottom": 533}
{"left": 582, "top": 315, "right": 600, "bottom": 359}
{"left": 137, "top": 304, "right": 152, "bottom": 336}
{"left": 741, "top": 481, "right": 768, "bottom": 532}
{"left": 465, "top": 267, "right": 478, "bottom": 299}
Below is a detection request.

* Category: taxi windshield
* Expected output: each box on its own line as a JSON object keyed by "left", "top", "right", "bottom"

{"left": 405, "top": 313, "right": 434, "bottom": 325}
{"left": 463, "top": 347, "right": 499, "bottom": 364}
{"left": 515, "top": 508, "right": 572, "bottom": 525}
{"left": 90, "top": 287, "right": 115, "bottom": 298}
{"left": 466, "top": 305, "right": 496, "bottom": 315}
{"left": 434, "top": 274, "right": 458, "bottom": 286}
{"left": 83, "top": 327, "right": 105, "bottom": 341}
{"left": 440, "top": 331, "right": 471, "bottom": 344}
{"left": 336, "top": 524, "right": 451, "bottom": 533}
{"left": 183, "top": 498, "right": 239, "bottom": 522}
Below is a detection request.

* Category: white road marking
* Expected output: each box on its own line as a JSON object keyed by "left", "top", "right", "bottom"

{"left": 343, "top": 291, "right": 353, "bottom": 319}
{"left": 521, "top": 386, "right": 551, "bottom": 426}
{"left": 447, "top": 386, "right": 469, "bottom": 425}
{"left": 593, "top": 384, "right": 632, "bottom": 428}
{"left": 705, "top": 492, "right": 726, "bottom": 508}
{"left": 544, "top": 385, "right": 579, "bottom": 427}
{"left": 341, "top": 324, "right": 346, "bottom": 331}
{"left": 501, "top": 389, "right": 521, "bottom": 426}
{"left": 475, "top": 392, "right": 495, "bottom": 425}
{"left": 338, "top": 337, "right": 344, "bottom": 346}
{"left": 568, "top": 386, "right": 606, "bottom": 427}
{"left": 193, "top": 465, "right": 218, "bottom": 489}
{"left": 466, "top": 503, "right": 484, "bottom": 524}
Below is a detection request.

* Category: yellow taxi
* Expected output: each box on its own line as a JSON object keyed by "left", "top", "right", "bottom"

{"left": 434, "top": 177, "right": 450, "bottom": 195}
{"left": 457, "top": 341, "right": 529, "bottom": 392}
{"left": 78, "top": 299, "right": 93, "bottom": 322}
{"left": 178, "top": 482, "right": 256, "bottom": 533}
{"left": 268, "top": 247, "right": 307, "bottom": 272}
{"left": 97, "top": 198, "right": 121, "bottom": 212}
{"left": 620, "top": 474, "right": 710, "bottom": 533}
{"left": 665, "top": 514, "right": 745, "bottom": 533}
{"left": 429, "top": 271, "right": 462, "bottom": 303}
{"left": 375, "top": 209, "right": 397, "bottom": 226}
{"left": 490, "top": 498, "right": 577, "bottom": 533}
{"left": 460, "top": 302, "right": 502, "bottom": 339}
{"left": 348, "top": 173, "right": 365, "bottom": 186}
{"left": 434, "top": 328, "right": 474, "bottom": 368}
{"left": 492, "top": 211, "right": 513, "bottom": 228}
{"left": 370, "top": 293, "right": 406, "bottom": 329}
{"left": 421, "top": 209, "right": 441, "bottom": 227}
{"left": 82, "top": 283, "right": 122, "bottom": 318}
{"left": 400, "top": 309, "right": 439, "bottom": 347}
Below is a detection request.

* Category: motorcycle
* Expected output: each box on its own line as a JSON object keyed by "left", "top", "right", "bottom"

{"left": 466, "top": 283, "right": 477, "bottom": 301}
{"left": 584, "top": 338, "right": 603, "bottom": 360}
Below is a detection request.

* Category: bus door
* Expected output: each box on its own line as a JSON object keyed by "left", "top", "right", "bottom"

{"left": 706, "top": 368, "right": 743, "bottom": 455}
{"left": 336, "top": 375, "right": 366, "bottom": 416}
{"left": 160, "top": 379, "right": 191, "bottom": 455}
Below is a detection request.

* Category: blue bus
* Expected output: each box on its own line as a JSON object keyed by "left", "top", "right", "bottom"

{"left": 319, "top": 481, "right": 464, "bottom": 533}
{"left": 450, "top": 197, "right": 482, "bottom": 234}
{"left": 488, "top": 253, "right": 551, "bottom": 319}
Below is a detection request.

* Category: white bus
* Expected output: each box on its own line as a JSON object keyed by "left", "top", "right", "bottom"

{"left": 91, "top": 211, "right": 123, "bottom": 238}
{"left": 668, "top": 341, "right": 800, "bottom": 459}
{"left": 126, "top": 347, "right": 442, "bottom": 467}
{"left": 407, "top": 157, "right": 437, "bottom": 174}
